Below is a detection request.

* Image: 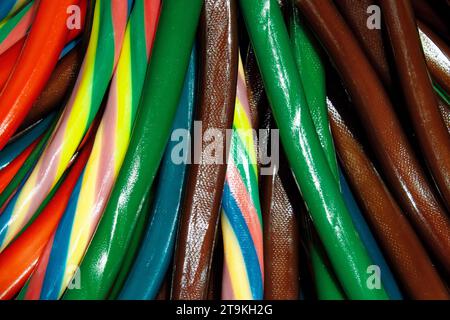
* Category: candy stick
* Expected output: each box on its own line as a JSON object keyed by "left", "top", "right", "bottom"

{"left": 340, "top": 169, "right": 402, "bottom": 299}
{"left": 381, "top": 0, "right": 450, "bottom": 208}
{"left": 0, "top": 0, "right": 130, "bottom": 251}
{"left": 0, "top": 39, "right": 23, "bottom": 91}
{"left": 20, "top": 43, "right": 84, "bottom": 131}
{"left": 171, "top": 0, "right": 237, "bottom": 300}
{"left": 21, "top": 0, "right": 159, "bottom": 300}
{"left": 221, "top": 55, "right": 263, "bottom": 300}
{"left": 0, "top": 117, "right": 55, "bottom": 209}
{"left": 0, "top": 1, "right": 37, "bottom": 55}
{"left": 0, "top": 114, "right": 54, "bottom": 170}
{"left": 118, "top": 47, "right": 197, "bottom": 300}
{"left": 0, "top": 141, "right": 92, "bottom": 300}
{"left": 0, "top": 0, "right": 86, "bottom": 56}
{"left": 0, "top": 0, "right": 84, "bottom": 149}
{"left": 0, "top": 0, "right": 31, "bottom": 23}
{"left": 290, "top": 5, "right": 339, "bottom": 182}
{"left": 0, "top": 138, "right": 38, "bottom": 194}
{"left": 64, "top": 0, "right": 203, "bottom": 300}
{"left": 239, "top": 0, "right": 388, "bottom": 299}
{"left": 289, "top": 6, "right": 345, "bottom": 299}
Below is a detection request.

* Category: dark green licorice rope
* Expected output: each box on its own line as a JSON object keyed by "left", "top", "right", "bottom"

{"left": 63, "top": 0, "right": 204, "bottom": 300}
{"left": 289, "top": 5, "right": 344, "bottom": 299}
{"left": 290, "top": 5, "right": 339, "bottom": 182}
{"left": 239, "top": 0, "right": 388, "bottom": 299}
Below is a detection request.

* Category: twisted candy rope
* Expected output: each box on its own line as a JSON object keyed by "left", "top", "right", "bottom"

{"left": 0, "top": 0, "right": 36, "bottom": 55}
{"left": 0, "top": 0, "right": 31, "bottom": 22}
{"left": 21, "top": 0, "right": 160, "bottom": 300}
{"left": 0, "top": 0, "right": 130, "bottom": 251}
{"left": 64, "top": 0, "right": 203, "bottom": 300}
{"left": 239, "top": 0, "right": 387, "bottom": 299}
{"left": 221, "top": 55, "right": 264, "bottom": 300}
{"left": 0, "top": 140, "right": 93, "bottom": 300}
{"left": 0, "top": 0, "right": 84, "bottom": 150}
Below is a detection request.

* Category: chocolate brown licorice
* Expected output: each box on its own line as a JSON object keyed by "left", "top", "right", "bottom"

{"left": 411, "top": 0, "right": 449, "bottom": 42}
{"left": 240, "top": 0, "right": 387, "bottom": 299}
{"left": 327, "top": 82, "right": 449, "bottom": 300}
{"left": 261, "top": 165, "right": 301, "bottom": 300}
{"left": 380, "top": 0, "right": 450, "bottom": 210}
{"left": 20, "top": 45, "right": 83, "bottom": 130}
{"left": 418, "top": 21, "right": 450, "bottom": 98}
{"left": 438, "top": 97, "right": 450, "bottom": 133}
{"left": 334, "top": 0, "right": 392, "bottom": 88}
{"left": 171, "top": 0, "right": 238, "bottom": 300}
{"left": 295, "top": 0, "right": 450, "bottom": 274}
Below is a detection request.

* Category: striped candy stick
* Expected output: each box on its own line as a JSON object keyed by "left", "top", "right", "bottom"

{"left": 0, "top": 0, "right": 85, "bottom": 149}
{"left": 0, "top": 114, "right": 54, "bottom": 170}
{"left": 0, "top": 0, "right": 130, "bottom": 252}
{"left": 0, "top": 138, "right": 38, "bottom": 194}
{"left": 221, "top": 55, "right": 264, "bottom": 300}
{"left": 21, "top": 0, "right": 160, "bottom": 300}
{"left": 0, "top": 139, "right": 93, "bottom": 300}
{"left": 0, "top": 120, "right": 96, "bottom": 245}
{"left": 0, "top": 0, "right": 36, "bottom": 55}
{"left": 0, "top": 0, "right": 31, "bottom": 23}
{"left": 0, "top": 0, "right": 87, "bottom": 56}
{"left": 63, "top": 0, "right": 203, "bottom": 300}
{"left": 0, "top": 115, "right": 56, "bottom": 210}
{"left": 0, "top": 2, "right": 86, "bottom": 92}
{"left": 20, "top": 170, "right": 85, "bottom": 300}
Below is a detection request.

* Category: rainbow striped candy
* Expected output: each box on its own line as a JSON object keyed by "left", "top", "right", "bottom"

{"left": 0, "top": 113, "right": 54, "bottom": 170}
{"left": 221, "top": 55, "right": 264, "bottom": 300}
{"left": 20, "top": 168, "right": 85, "bottom": 300}
{"left": 0, "top": 0, "right": 36, "bottom": 55}
{"left": 20, "top": 0, "right": 159, "bottom": 300}
{"left": 0, "top": 0, "right": 32, "bottom": 23}
{"left": 0, "top": 0, "right": 130, "bottom": 252}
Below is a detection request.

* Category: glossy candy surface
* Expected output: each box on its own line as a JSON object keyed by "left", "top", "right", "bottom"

{"left": 64, "top": 0, "right": 204, "bottom": 300}
{"left": 0, "top": 0, "right": 83, "bottom": 150}
{"left": 0, "top": 0, "right": 130, "bottom": 252}
{"left": 119, "top": 47, "right": 197, "bottom": 300}
{"left": 21, "top": 0, "right": 159, "bottom": 300}
{"left": 0, "top": 0, "right": 448, "bottom": 302}
{"left": 221, "top": 55, "right": 264, "bottom": 300}
{"left": 239, "top": 0, "right": 387, "bottom": 299}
